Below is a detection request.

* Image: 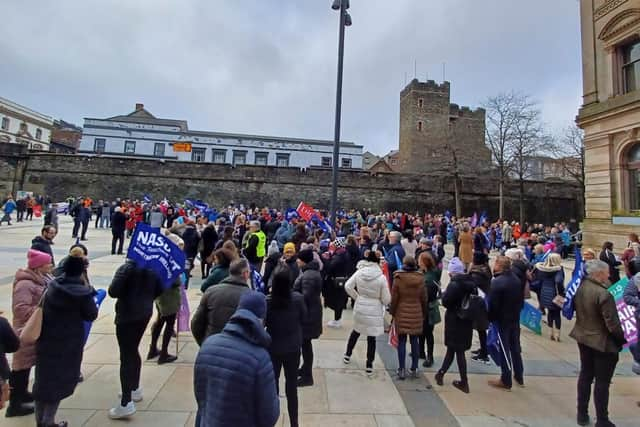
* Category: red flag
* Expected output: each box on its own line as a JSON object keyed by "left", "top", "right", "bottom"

{"left": 33, "top": 205, "right": 42, "bottom": 218}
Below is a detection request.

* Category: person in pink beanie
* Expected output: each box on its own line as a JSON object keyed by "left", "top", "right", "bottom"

{"left": 7, "top": 249, "right": 53, "bottom": 418}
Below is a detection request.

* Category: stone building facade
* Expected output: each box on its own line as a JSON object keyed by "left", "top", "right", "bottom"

{"left": 578, "top": 0, "right": 640, "bottom": 250}
{"left": 397, "top": 79, "right": 491, "bottom": 174}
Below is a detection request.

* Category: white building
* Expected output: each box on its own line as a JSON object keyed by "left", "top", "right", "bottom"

{"left": 79, "top": 104, "right": 363, "bottom": 169}
{"left": 0, "top": 96, "right": 53, "bottom": 151}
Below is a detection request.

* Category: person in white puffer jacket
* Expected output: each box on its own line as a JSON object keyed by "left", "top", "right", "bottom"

{"left": 342, "top": 250, "right": 391, "bottom": 375}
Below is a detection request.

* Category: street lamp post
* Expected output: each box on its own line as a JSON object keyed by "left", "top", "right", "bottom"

{"left": 330, "top": 0, "right": 351, "bottom": 225}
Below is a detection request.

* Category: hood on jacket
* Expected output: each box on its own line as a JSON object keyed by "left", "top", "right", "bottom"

{"left": 31, "top": 236, "right": 52, "bottom": 246}
{"left": 219, "top": 275, "right": 250, "bottom": 288}
{"left": 450, "top": 273, "right": 477, "bottom": 292}
{"left": 13, "top": 268, "right": 48, "bottom": 287}
{"left": 301, "top": 260, "right": 320, "bottom": 272}
{"left": 223, "top": 309, "right": 271, "bottom": 349}
{"left": 535, "top": 263, "right": 562, "bottom": 273}
{"left": 468, "top": 264, "right": 492, "bottom": 281}
{"left": 46, "top": 276, "right": 94, "bottom": 310}
{"left": 356, "top": 261, "right": 383, "bottom": 281}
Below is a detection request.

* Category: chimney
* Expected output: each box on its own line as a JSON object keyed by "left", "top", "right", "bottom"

{"left": 135, "top": 103, "right": 144, "bottom": 111}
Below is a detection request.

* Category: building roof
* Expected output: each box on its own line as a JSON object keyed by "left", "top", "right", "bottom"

{"left": 88, "top": 104, "right": 362, "bottom": 149}
{"left": 0, "top": 96, "right": 54, "bottom": 125}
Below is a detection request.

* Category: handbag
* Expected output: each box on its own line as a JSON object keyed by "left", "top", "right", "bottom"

{"left": 388, "top": 321, "right": 398, "bottom": 348}
{"left": 552, "top": 281, "right": 565, "bottom": 308}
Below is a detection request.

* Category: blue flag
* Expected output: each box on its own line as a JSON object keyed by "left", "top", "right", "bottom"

{"left": 127, "top": 223, "right": 186, "bottom": 289}
{"left": 520, "top": 301, "right": 542, "bottom": 335}
{"left": 285, "top": 208, "right": 299, "bottom": 222}
{"left": 194, "top": 200, "right": 209, "bottom": 211}
{"left": 143, "top": 194, "right": 152, "bottom": 203}
{"left": 562, "top": 248, "right": 584, "bottom": 320}
{"left": 394, "top": 250, "right": 403, "bottom": 271}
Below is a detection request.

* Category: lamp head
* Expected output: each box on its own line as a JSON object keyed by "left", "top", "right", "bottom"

{"left": 331, "top": 0, "right": 341, "bottom": 10}
{"left": 344, "top": 12, "right": 352, "bottom": 26}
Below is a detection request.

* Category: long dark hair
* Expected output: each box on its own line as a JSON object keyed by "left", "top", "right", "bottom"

{"left": 270, "top": 269, "right": 292, "bottom": 309}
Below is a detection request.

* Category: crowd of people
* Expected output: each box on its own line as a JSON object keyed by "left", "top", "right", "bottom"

{"left": 0, "top": 195, "right": 637, "bottom": 427}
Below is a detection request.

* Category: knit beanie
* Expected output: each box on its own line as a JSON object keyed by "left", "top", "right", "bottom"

{"left": 283, "top": 242, "right": 296, "bottom": 255}
{"left": 298, "top": 248, "right": 314, "bottom": 264}
{"left": 237, "top": 291, "right": 267, "bottom": 319}
{"left": 447, "top": 257, "right": 465, "bottom": 275}
{"left": 27, "top": 249, "right": 52, "bottom": 270}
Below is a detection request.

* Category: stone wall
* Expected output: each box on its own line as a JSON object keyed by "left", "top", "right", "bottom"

{"left": 0, "top": 148, "right": 584, "bottom": 224}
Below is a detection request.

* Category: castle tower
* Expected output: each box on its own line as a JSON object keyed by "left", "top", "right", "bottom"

{"left": 397, "top": 79, "right": 490, "bottom": 174}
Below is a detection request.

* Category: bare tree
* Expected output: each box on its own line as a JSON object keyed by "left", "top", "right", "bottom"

{"left": 484, "top": 92, "right": 521, "bottom": 219}
{"left": 508, "top": 97, "right": 550, "bottom": 225}
{"left": 549, "top": 124, "right": 585, "bottom": 213}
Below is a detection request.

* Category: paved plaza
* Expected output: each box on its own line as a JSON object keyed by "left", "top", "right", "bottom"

{"left": 0, "top": 217, "right": 637, "bottom": 427}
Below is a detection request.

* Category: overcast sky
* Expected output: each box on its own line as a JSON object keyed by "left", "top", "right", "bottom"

{"left": 1, "top": 0, "right": 581, "bottom": 156}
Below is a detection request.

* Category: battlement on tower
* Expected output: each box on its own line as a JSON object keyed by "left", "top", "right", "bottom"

{"left": 400, "top": 78, "right": 450, "bottom": 98}
{"left": 449, "top": 104, "right": 486, "bottom": 120}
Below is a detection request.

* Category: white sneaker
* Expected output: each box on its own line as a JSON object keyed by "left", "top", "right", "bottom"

{"left": 327, "top": 320, "right": 342, "bottom": 329}
{"left": 109, "top": 401, "right": 136, "bottom": 419}
{"left": 118, "top": 387, "right": 143, "bottom": 402}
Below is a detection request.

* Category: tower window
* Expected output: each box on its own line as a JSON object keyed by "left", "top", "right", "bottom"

{"left": 418, "top": 98, "right": 424, "bottom": 109}
{"left": 417, "top": 121, "right": 423, "bottom": 132}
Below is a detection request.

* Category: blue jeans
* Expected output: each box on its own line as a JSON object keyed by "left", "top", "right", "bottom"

{"left": 498, "top": 324, "right": 524, "bottom": 388}
{"left": 397, "top": 334, "right": 419, "bottom": 370}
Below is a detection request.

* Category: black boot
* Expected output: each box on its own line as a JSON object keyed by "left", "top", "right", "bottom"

{"left": 5, "top": 402, "right": 35, "bottom": 417}
{"left": 157, "top": 352, "right": 178, "bottom": 365}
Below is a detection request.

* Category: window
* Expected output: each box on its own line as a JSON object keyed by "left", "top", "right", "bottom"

{"left": 154, "top": 143, "right": 165, "bottom": 157}
{"left": 233, "top": 150, "right": 247, "bottom": 166}
{"left": 321, "top": 156, "right": 332, "bottom": 167}
{"left": 35, "top": 128, "right": 42, "bottom": 140}
{"left": 417, "top": 121, "right": 423, "bottom": 132}
{"left": 418, "top": 98, "right": 424, "bottom": 109}
{"left": 124, "top": 140, "right": 136, "bottom": 154}
{"left": 341, "top": 158, "right": 352, "bottom": 168}
{"left": 192, "top": 147, "right": 206, "bottom": 162}
{"left": 255, "top": 152, "right": 268, "bottom": 166}
{"left": 276, "top": 153, "right": 290, "bottom": 167}
{"left": 623, "top": 40, "right": 640, "bottom": 93}
{"left": 1, "top": 117, "right": 9, "bottom": 130}
{"left": 94, "top": 138, "right": 106, "bottom": 153}
{"left": 628, "top": 145, "right": 640, "bottom": 210}
{"left": 19, "top": 122, "right": 27, "bottom": 133}
{"left": 212, "top": 149, "right": 226, "bottom": 164}
{"left": 391, "top": 159, "right": 398, "bottom": 165}
{"left": 31, "top": 143, "right": 42, "bottom": 151}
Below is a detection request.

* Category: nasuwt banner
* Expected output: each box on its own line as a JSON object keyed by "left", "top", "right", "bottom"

{"left": 127, "top": 223, "right": 186, "bottom": 289}
{"left": 608, "top": 277, "right": 638, "bottom": 350}
{"left": 520, "top": 301, "right": 542, "bottom": 335}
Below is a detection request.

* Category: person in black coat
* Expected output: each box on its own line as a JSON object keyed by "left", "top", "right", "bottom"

{"left": 0, "top": 313, "right": 20, "bottom": 409}
{"left": 266, "top": 270, "right": 307, "bottom": 427}
{"left": 468, "top": 252, "right": 492, "bottom": 363}
{"left": 33, "top": 255, "right": 98, "bottom": 427}
{"left": 108, "top": 260, "right": 164, "bottom": 418}
{"left": 487, "top": 256, "right": 525, "bottom": 390}
{"left": 323, "top": 240, "right": 351, "bottom": 327}
{"left": 111, "top": 207, "right": 127, "bottom": 255}
{"left": 200, "top": 223, "right": 218, "bottom": 279}
{"left": 435, "top": 257, "right": 475, "bottom": 394}
{"left": 599, "top": 241, "right": 621, "bottom": 284}
{"left": 31, "top": 225, "right": 56, "bottom": 265}
{"left": 293, "top": 250, "right": 323, "bottom": 387}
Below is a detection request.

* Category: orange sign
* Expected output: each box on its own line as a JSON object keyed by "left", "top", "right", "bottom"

{"left": 173, "top": 142, "right": 192, "bottom": 152}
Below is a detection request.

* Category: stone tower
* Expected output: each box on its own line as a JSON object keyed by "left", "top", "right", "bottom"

{"left": 397, "top": 79, "right": 490, "bottom": 174}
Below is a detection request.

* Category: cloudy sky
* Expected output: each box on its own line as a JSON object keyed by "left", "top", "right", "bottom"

{"left": 1, "top": 0, "right": 581, "bottom": 156}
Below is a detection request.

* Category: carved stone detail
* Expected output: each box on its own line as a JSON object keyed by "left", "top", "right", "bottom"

{"left": 595, "top": 0, "right": 629, "bottom": 21}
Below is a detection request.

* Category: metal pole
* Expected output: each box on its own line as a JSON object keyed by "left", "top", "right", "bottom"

{"left": 330, "top": 1, "right": 346, "bottom": 224}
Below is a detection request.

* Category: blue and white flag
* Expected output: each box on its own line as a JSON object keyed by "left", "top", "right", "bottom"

{"left": 285, "top": 208, "right": 299, "bottom": 222}
{"left": 143, "top": 194, "right": 152, "bottom": 203}
{"left": 194, "top": 200, "right": 209, "bottom": 211}
{"left": 127, "top": 223, "right": 186, "bottom": 289}
{"left": 562, "top": 248, "right": 584, "bottom": 320}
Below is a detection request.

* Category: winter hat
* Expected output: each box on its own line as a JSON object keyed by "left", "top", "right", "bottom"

{"left": 473, "top": 251, "right": 488, "bottom": 265}
{"left": 447, "top": 257, "right": 465, "bottom": 275}
{"left": 237, "top": 291, "right": 267, "bottom": 319}
{"left": 64, "top": 251, "right": 86, "bottom": 277}
{"left": 419, "top": 237, "right": 432, "bottom": 245}
{"left": 333, "top": 237, "right": 346, "bottom": 249}
{"left": 298, "top": 248, "right": 314, "bottom": 264}
{"left": 267, "top": 241, "right": 280, "bottom": 257}
{"left": 27, "top": 249, "right": 52, "bottom": 270}
{"left": 283, "top": 242, "right": 296, "bottom": 255}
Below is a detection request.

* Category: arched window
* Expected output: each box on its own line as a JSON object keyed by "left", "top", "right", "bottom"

{"left": 627, "top": 144, "right": 640, "bottom": 209}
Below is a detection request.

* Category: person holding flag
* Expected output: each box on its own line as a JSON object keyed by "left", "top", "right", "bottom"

{"left": 108, "top": 258, "right": 164, "bottom": 419}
